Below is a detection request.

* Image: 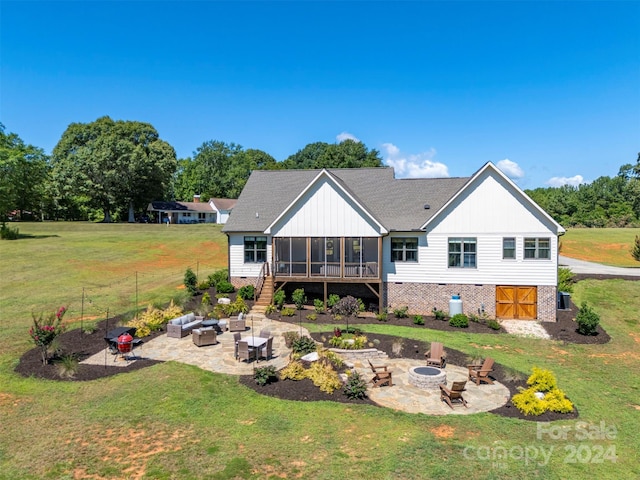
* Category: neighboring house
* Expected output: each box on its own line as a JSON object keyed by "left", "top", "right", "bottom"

{"left": 222, "top": 163, "right": 565, "bottom": 321}
{"left": 147, "top": 196, "right": 237, "bottom": 224}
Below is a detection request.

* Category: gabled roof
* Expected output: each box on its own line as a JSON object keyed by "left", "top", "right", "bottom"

{"left": 209, "top": 198, "right": 237, "bottom": 212}
{"left": 264, "top": 169, "right": 388, "bottom": 234}
{"left": 222, "top": 167, "right": 470, "bottom": 233}
{"left": 147, "top": 201, "right": 214, "bottom": 213}
{"left": 420, "top": 162, "right": 565, "bottom": 234}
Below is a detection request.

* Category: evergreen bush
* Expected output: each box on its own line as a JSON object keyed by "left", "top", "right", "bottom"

{"left": 576, "top": 302, "right": 600, "bottom": 335}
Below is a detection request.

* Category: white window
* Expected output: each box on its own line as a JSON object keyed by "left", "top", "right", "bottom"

{"left": 448, "top": 237, "right": 477, "bottom": 268}
{"left": 503, "top": 237, "right": 516, "bottom": 259}
{"left": 244, "top": 236, "right": 267, "bottom": 263}
{"left": 524, "top": 238, "right": 550, "bottom": 259}
{"left": 391, "top": 238, "right": 418, "bottom": 262}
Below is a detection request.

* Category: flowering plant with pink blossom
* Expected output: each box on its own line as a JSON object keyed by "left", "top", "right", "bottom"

{"left": 29, "top": 306, "right": 66, "bottom": 365}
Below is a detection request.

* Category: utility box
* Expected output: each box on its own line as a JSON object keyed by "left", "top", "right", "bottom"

{"left": 557, "top": 291, "right": 571, "bottom": 310}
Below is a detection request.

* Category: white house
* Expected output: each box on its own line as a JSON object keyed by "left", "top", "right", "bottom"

{"left": 147, "top": 196, "right": 237, "bottom": 225}
{"left": 222, "top": 163, "right": 565, "bottom": 321}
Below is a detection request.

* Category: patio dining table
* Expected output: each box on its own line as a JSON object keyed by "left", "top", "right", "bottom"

{"left": 244, "top": 336, "right": 267, "bottom": 348}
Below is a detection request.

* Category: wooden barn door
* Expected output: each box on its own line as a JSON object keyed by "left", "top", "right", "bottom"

{"left": 496, "top": 286, "right": 537, "bottom": 320}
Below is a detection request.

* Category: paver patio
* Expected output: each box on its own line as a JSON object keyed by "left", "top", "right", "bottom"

{"left": 82, "top": 312, "right": 510, "bottom": 415}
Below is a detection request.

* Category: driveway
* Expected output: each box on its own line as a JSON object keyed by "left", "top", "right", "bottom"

{"left": 559, "top": 255, "right": 640, "bottom": 276}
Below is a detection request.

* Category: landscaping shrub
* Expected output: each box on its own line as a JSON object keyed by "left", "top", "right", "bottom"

{"left": 197, "top": 280, "right": 210, "bottom": 290}
{"left": 264, "top": 304, "right": 277, "bottom": 315}
{"left": 320, "top": 350, "right": 344, "bottom": 368}
{"left": 306, "top": 313, "right": 317, "bottom": 321}
{"left": 216, "top": 281, "right": 235, "bottom": 294}
{"left": 273, "top": 289, "right": 286, "bottom": 309}
{"left": 413, "top": 315, "right": 424, "bottom": 325}
{"left": 280, "top": 307, "right": 295, "bottom": 317}
{"left": 292, "top": 288, "right": 306, "bottom": 309}
{"left": 184, "top": 267, "right": 198, "bottom": 295}
{"left": 162, "top": 300, "right": 183, "bottom": 321}
{"left": 208, "top": 269, "right": 228, "bottom": 288}
{"left": 279, "top": 360, "right": 307, "bottom": 381}
{"left": 511, "top": 367, "right": 574, "bottom": 416}
{"left": 376, "top": 309, "right": 388, "bottom": 322}
{"left": 201, "top": 292, "right": 211, "bottom": 306}
{"left": 576, "top": 302, "right": 600, "bottom": 335}
{"left": 393, "top": 306, "right": 409, "bottom": 318}
{"left": 432, "top": 308, "right": 446, "bottom": 320}
{"left": 282, "top": 331, "right": 300, "bottom": 348}
{"left": 313, "top": 298, "right": 325, "bottom": 313}
{"left": 55, "top": 354, "right": 79, "bottom": 379}
{"left": 343, "top": 371, "right": 368, "bottom": 399}
{"left": 357, "top": 298, "right": 366, "bottom": 312}
{"left": 487, "top": 319, "right": 501, "bottom": 330}
{"left": 238, "top": 285, "right": 255, "bottom": 300}
{"left": 558, "top": 267, "right": 575, "bottom": 294}
{"left": 292, "top": 335, "right": 317, "bottom": 355}
{"left": 0, "top": 224, "right": 20, "bottom": 240}
{"left": 254, "top": 365, "right": 277, "bottom": 386}
{"left": 29, "top": 306, "right": 66, "bottom": 365}
{"left": 327, "top": 293, "right": 340, "bottom": 308}
{"left": 307, "top": 362, "right": 342, "bottom": 394}
{"left": 449, "top": 313, "right": 469, "bottom": 328}
{"left": 632, "top": 235, "right": 640, "bottom": 262}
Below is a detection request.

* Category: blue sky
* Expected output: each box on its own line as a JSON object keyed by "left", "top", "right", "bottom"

{"left": 2, "top": 1, "right": 639, "bottom": 189}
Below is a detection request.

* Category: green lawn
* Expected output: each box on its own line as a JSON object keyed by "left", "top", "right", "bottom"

{"left": 0, "top": 223, "right": 638, "bottom": 479}
{"left": 561, "top": 228, "right": 640, "bottom": 267}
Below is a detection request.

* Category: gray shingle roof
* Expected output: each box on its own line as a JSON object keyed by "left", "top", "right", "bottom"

{"left": 222, "top": 168, "right": 470, "bottom": 233}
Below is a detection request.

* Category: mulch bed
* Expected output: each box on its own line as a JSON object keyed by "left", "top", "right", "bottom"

{"left": 16, "top": 278, "right": 615, "bottom": 420}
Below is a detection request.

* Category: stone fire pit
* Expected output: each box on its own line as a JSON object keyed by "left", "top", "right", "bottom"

{"left": 408, "top": 366, "right": 447, "bottom": 390}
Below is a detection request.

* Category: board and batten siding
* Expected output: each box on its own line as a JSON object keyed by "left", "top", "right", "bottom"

{"left": 269, "top": 178, "right": 381, "bottom": 237}
{"left": 383, "top": 170, "right": 560, "bottom": 287}
{"left": 228, "top": 234, "right": 272, "bottom": 279}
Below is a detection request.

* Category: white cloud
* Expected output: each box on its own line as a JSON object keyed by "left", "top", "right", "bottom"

{"left": 336, "top": 132, "right": 360, "bottom": 143}
{"left": 496, "top": 158, "right": 524, "bottom": 180}
{"left": 381, "top": 143, "right": 449, "bottom": 178}
{"left": 546, "top": 175, "right": 585, "bottom": 187}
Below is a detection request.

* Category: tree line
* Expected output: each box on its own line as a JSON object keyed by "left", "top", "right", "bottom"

{"left": 1, "top": 117, "right": 383, "bottom": 223}
{"left": 1, "top": 116, "right": 638, "bottom": 226}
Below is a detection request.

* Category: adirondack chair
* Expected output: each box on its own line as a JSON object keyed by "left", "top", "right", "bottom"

{"left": 440, "top": 381, "right": 468, "bottom": 409}
{"left": 425, "top": 342, "right": 446, "bottom": 368}
{"left": 368, "top": 359, "right": 393, "bottom": 387}
{"left": 468, "top": 357, "right": 495, "bottom": 385}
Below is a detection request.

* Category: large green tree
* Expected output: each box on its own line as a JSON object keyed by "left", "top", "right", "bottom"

{"left": 0, "top": 123, "right": 49, "bottom": 222}
{"left": 283, "top": 139, "right": 383, "bottom": 169}
{"left": 51, "top": 116, "right": 177, "bottom": 222}
{"left": 174, "top": 141, "right": 278, "bottom": 200}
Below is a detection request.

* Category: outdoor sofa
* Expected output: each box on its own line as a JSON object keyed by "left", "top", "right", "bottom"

{"left": 166, "top": 312, "right": 202, "bottom": 338}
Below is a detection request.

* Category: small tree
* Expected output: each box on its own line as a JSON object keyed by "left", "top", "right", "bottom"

{"left": 29, "top": 306, "right": 66, "bottom": 365}
{"left": 184, "top": 267, "right": 198, "bottom": 295}
{"left": 292, "top": 288, "right": 306, "bottom": 310}
{"left": 632, "top": 235, "right": 640, "bottom": 262}
{"left": 332, "top": 295, "right": 360, "bottom": 333}
{"left": 576, "top": 302, "right": 600, "bottom": 335}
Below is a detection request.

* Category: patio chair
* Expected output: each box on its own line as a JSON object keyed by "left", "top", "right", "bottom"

{"left": 258, "top": 336, "right": 274, "bottom": 361}
{"left": 259, "top": 329, "right": 271, "bottom": 339}
{"left": 368, "top": 359, "right": 393, "bottom": 387}
{"left": 229, "top": 312, "right": 246, "bottom": 332}
{"left": 425, "top": 342, "right": 446, "bottom": 368}
{"left": 468, "top": 357, "right": 495, "bottom": 385}
{"left": 237, "top": 340, "right": 256, "bottom": 363}
{"left": 440, "top": 381, "right": 468, "bottom": 409}
{"left": 233, "top": 332, "right": 242, "bottom": 359}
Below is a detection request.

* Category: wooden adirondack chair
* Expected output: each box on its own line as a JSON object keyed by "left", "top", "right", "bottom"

{"left": 368, "top": 359, "right": 393, "bottom": 387}
{"left": 425, "top": 342, "right": 446, "bottom": 368}
{"left": 468, "top": 357, "right": 495, "bottom": 385}
{"left": 440, "top": 381, "right": 468, "bottom": 409}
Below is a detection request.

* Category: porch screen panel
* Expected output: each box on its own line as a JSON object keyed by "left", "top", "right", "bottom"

{"left": 362, "top": 237, "right": 379, "bottom": 277}
{"left": 274, "top": 238, "right": 291, "bottom": 275}
{"left": 291, "top": 237, "right": 307, "bottom": 275}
